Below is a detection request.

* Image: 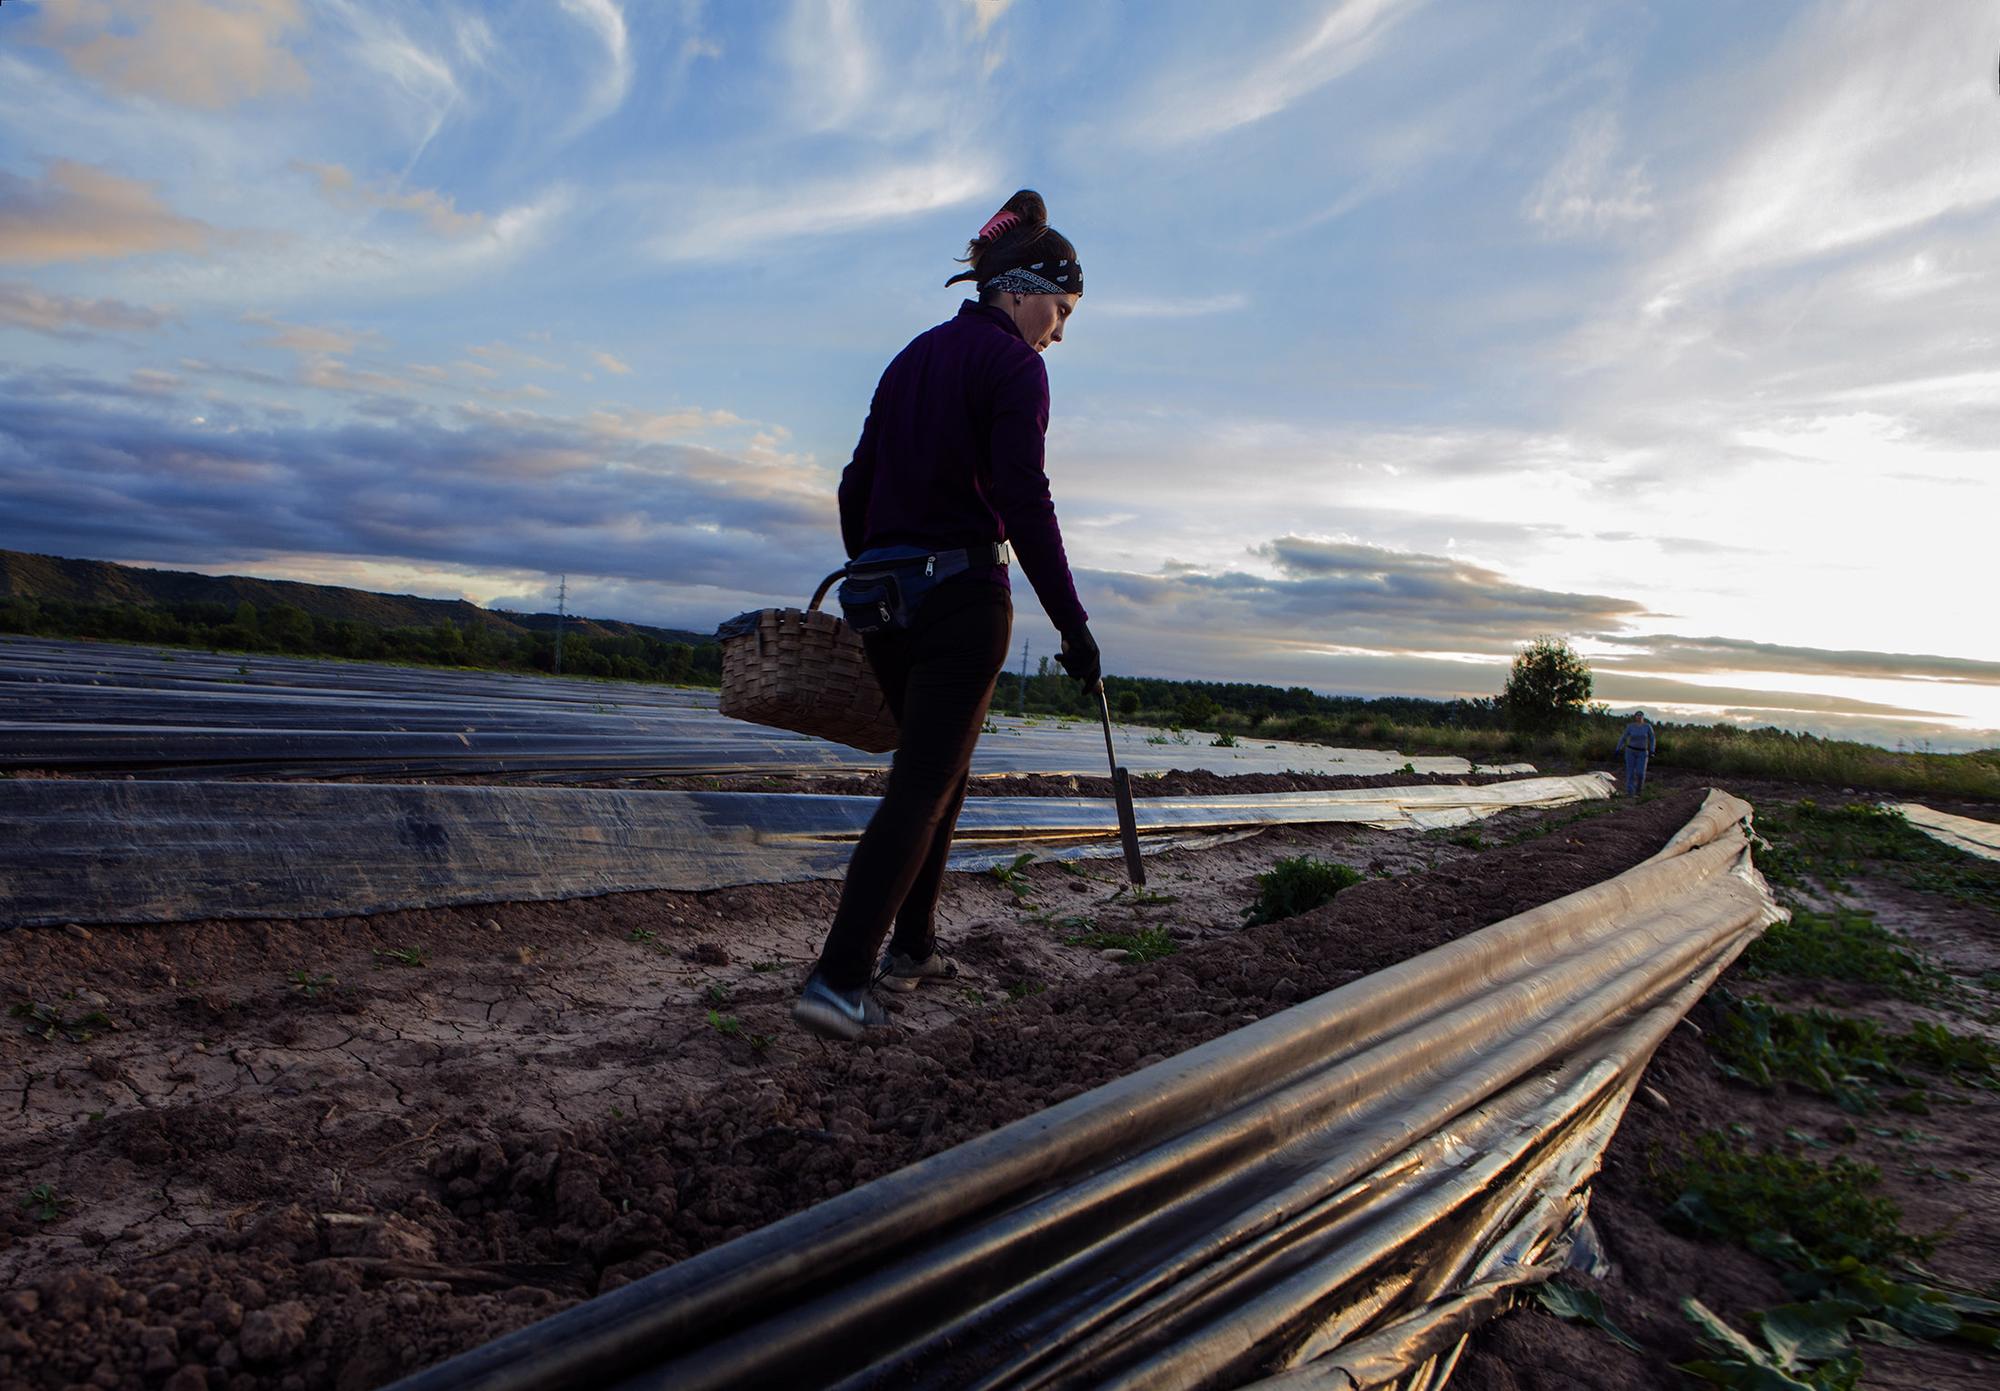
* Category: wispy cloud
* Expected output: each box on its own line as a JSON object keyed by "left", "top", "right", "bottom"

{"left": 1129, "top": 0, "right": 1422, "bottom": 145}
{"left": 241, "top": 312, "right": 381, "bottom": 357}
{"left": 1524, "top": 110, "right": 1655, "bottom": 238}
{"left": 1661, "top": 2, "right": 2000, "bottom": 291}
{"left": 1091, "top": 293, "right": 1248, "bottom": 320}
{"left": 591, "top": 350, "right": 634, "bottom": 375}
{"left": 325, "top": 2, "right": 463, "bottom": 161}
{"left": 0, "top": 280, "right": 174, "bottom": 337}
{"left": 780, "top": 0, "right": 876, "bottom": 133}
{"left": 26, "top": 0, "right": 310, "bottom": 110}
{"left": 0, "top": 161, "right": 213, "bottom": 265}
{"left": 968, "top": 0, "right": 1015, "bottom": 40}
{"left": 291, "top": 161, "right": 485, "bottom": 238}
{"left": 586, "top": 406, "right": 746, "bottom": 442}
{"left": 556, "top": 0, "right": 633, "bottom": 134}
{"left": 645, "top": 158, "right": 992, "bottom": 262}
{"left": 1596, "top": 634, "right": 2000, "bottom": 688}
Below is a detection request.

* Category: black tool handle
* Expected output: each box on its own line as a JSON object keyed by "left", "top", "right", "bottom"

{"left": 1098, "top": 690, "right": 1146, "bottom": 887}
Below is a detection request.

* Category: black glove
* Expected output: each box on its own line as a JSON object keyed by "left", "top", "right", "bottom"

{"left": 1056, "top": 624, "right": 1102, "bottom": 693}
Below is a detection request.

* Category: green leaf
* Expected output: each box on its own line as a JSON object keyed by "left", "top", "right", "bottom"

{"left": 1675, "top": 1358, "right": 1817, "bottom": 1391}
{"left": 1532, "top": 1281, "right": 1643, "bottom": 1352}
{"left": 1884, "top": 1297, "right": 1960, "bottom": 1340}
{"left": 1684, "top": 1298, "right": 1780, "bottom": 1368}
{"left": 1755, "top": 1301, "right": 1863, "bottom": 1368}
{"left": 1851, "top": 1317, "right": 1921, "bottom": 1349}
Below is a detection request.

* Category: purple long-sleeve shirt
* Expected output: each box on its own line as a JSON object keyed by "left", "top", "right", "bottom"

{"left": 837, "top": 301, "right": 1089, "bottom": 636}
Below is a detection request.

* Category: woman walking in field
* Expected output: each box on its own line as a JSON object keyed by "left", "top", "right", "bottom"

{"left": 793, "top": 190, "right": 1099, "bottom": 1041}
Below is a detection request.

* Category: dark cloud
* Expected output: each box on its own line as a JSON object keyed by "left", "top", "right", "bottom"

{"left": 1596, "top": 633, "right": 2000, "bottom": 686}
{"left": 1216, "top": 535, "right": 1651, "bottom": 650}
{"left": 0, "top": 370, "right": 841, "bottom": 606}
{"left": 1590, "top": 673, "right": 1951, "bottom": 720}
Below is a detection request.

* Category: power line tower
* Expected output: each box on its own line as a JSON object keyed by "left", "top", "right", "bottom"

{"left": 1016, "top": 638, "right": 1030, "bottom": 715}
{"left": 552, "top": 574, "right": 568, "bottom": 676}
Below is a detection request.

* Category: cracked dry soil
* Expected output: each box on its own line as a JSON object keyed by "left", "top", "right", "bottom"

{"left": 4, "top": 784, "right": 1962, "bottom": 1391}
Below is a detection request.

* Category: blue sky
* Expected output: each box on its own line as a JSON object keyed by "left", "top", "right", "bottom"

{"left": 3, "top": 0, "right": 1997, "bottom": 750}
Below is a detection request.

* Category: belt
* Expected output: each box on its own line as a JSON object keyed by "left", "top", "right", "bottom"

{"left": 849, "top": 541, "right": 1011, "bottom": 576}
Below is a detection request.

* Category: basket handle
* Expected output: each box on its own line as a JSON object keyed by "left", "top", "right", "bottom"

{"left": 808, "top": 566, "right": 847, "bottom": 612}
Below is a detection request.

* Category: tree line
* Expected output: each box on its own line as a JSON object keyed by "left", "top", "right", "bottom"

{"left": 0, "top": 595, "right": 723, "bottom": 686}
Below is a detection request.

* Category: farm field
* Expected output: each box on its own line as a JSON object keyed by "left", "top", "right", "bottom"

{"left": 2, "top": 647, "right": 1996, "bottom": 1389}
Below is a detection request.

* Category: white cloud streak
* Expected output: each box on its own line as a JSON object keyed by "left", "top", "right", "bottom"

{"left": 1524, "top": 110, "right": 1655, "bottom": 237}
{"left": 1130, "top": 0, "right": 1422, "bottom": 145}
{"left": 645, "top": 158, "right": 992, "bottom": 262}
{"left": 557, "top": 0, "right": 634, "bottom": 135}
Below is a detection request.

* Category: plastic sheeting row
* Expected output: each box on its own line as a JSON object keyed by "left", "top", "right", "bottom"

{"left": 389, "top": 790, "right": 1783, "bottom": 1391}
{"left": 0, "top": 774, "right": 1612, "bottom": 927}
{"left": 0, "top": 635, "right": 1527, "bottom": 781}
{"left": 1892, "top": 802, "right": 2000, "bottom": 863}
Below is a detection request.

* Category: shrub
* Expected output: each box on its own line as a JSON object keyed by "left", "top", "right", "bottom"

{"left": 1244, "top": 856, "right": 1363, "bottom": 925}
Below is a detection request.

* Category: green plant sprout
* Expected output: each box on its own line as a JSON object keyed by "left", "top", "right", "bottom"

{"left": 19, "top": 1183, "right": 74, "bottom": 1223}
{"left": 10, "top": 1001, "right": 114, "bottom": 1044}
{"left": 989, "top": 852, "right": 1037, "bottom": 900}
{"left": 286, "top": 969, "right": 336, "bottom": 999}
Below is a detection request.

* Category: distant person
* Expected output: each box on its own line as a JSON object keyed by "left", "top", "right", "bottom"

{"left": 793, "top": 190, "right": 1097, "bottom": 1042}
{"left": 1614, "top": 711, "right": 1656, "bottom": 796}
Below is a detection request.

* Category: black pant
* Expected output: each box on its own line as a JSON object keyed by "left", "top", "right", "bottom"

{"left": 817, "top": 583, "right": 1012, "bottom": 990}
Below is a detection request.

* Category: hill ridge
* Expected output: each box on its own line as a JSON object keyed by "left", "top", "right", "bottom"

{"left": 0, "top": 548, "right": 713, "bottom": 646}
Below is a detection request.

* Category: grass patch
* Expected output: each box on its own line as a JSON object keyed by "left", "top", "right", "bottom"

{"left": 1758, "top": 801, "right": 2000, "bottom": 911}
{"left": 1660, "top": 1131, "right": 1923, "bottom": 1267}
{"left": 1738, "top": 907, "right": 1939, "bottom": 999}
{"left": 1243, "top": 856, "right": 1362, "bottom": 926}
{"left": 1064, "top": 925, "right": 1178, "bottom": 962}
{"left": 372, "top": 946, "right": 427, "bottom": 969}
{"left": 1708, "top": 992, "right": 1998, "bottom": 1112}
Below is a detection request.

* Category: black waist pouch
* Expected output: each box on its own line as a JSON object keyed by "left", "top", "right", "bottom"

{"left": 838, "top": 544, "right": 1006, "bottom": 635}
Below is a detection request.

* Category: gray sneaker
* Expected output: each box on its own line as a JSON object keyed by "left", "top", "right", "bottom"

{"left": 792, "top": 969, "right": 889, "bottom": 1041}
{"left": 876, "top": 948, "right": 960, "bottom": 993}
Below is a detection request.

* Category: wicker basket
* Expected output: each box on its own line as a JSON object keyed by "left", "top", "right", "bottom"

{"left": 716, "top": 569, "right": 898, "bottom": 753}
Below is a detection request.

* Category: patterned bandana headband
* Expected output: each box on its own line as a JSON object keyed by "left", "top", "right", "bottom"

{"left": 981, "top": 259, "right": 1081, "bottom": 297}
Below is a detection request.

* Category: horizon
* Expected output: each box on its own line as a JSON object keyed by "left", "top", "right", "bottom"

{"left": 12, "top": 543, "right": 1993, "bottom": 754}
{"left": 3, "top": 2, "right": 1997, "bottom": 752}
